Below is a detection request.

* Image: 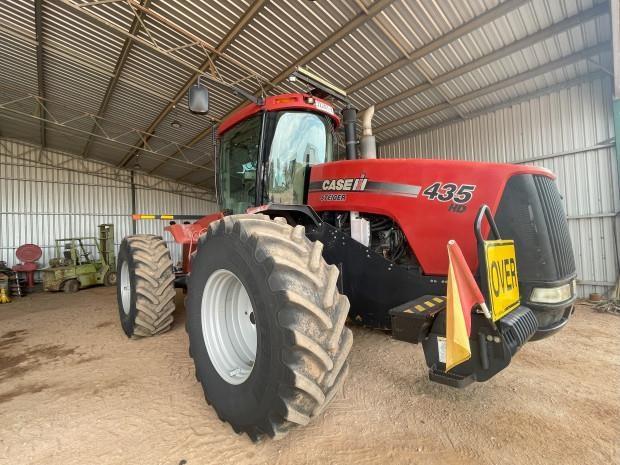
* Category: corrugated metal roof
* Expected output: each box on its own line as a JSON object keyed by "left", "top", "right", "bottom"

{"left": 0, "top": 0, "right": 612, "bottom": 191}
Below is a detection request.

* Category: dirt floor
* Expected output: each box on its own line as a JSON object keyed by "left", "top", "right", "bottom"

{"left": 0, "top": 287, "right": 618, "bottom": 465}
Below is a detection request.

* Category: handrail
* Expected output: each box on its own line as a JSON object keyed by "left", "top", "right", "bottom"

{"left": 474, "top": 205, "right": 501, "bottom": 245}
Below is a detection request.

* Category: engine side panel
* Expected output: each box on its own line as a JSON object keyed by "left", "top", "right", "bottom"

{"left": 304, "top": 219, "right": 445, "bottom": 328}
{"left": 307, "top": 158, "right": 553, "bottom": 275}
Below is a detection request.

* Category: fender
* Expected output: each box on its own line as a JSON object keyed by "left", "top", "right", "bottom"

{"left": 247, "top": 203, "right": 321, "bottom": 227}
{"left": 165, "top": 212, "right": 224, "bottom": 273}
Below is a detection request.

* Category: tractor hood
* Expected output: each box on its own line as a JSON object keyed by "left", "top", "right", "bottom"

{"left": 307, "top": 158, "right": 554, "bottom": 275}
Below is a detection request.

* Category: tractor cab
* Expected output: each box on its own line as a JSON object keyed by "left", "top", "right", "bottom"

{"left": 187, "top": 67, "right": 357, "bottom": 214}
{"left": 216, "top": 93, "right": 340, "bottom": 213}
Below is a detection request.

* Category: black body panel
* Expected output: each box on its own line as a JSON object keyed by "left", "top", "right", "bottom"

{"left": 494, "top": 174, "right": 577, "bottom": 337}
{"left": 304, "top": 220, "right": 445, "bottom": 328}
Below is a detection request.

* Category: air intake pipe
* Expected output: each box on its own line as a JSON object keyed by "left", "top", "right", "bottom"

{"left": 342, "top": 106, "right": 357, "bottom": 160}
{"left": 359, "top": 105, "right": 376, "bottom": 159}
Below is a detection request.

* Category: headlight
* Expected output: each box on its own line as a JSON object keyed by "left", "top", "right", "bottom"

{"left": 530, "top": 283, "right": 572, "bottom": 304}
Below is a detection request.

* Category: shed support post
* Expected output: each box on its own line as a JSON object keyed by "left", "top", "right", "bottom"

{"left": 130, "top": 170, "right": 137, "bottom": 235}
{"left": 611, "top": 0, "right": 620, "bottom": 171}
{"left": 610, "top": 0, "right": 620, "bottom": 290}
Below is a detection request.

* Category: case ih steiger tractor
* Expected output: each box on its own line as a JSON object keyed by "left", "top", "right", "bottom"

{"left": 116, "top": 68, "right": 576, "bottom": 441}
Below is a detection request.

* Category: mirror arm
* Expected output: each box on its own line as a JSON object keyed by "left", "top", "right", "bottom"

{"left": 195, "top": 73, "right": 264, "bottom": 107}
{"left": 231, "top": 86, "right": 265, "bottom": 106}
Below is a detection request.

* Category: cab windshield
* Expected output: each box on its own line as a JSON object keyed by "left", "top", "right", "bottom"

{"left": 265, "top": 111, "right": 333, "bottom": 204}
{"left": 218, "top": 111, "right": 335, "bottom": 214}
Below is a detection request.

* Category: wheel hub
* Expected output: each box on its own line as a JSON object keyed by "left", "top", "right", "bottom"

{"left": 120, "top": 262, "right": 131, "bottom": 315}
{"left": 201, "top": 269, "right": 257, "bottom": 385}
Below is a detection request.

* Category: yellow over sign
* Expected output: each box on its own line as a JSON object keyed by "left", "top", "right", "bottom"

{"left": 483, "top": 240, "right": 520, "bottom": 321}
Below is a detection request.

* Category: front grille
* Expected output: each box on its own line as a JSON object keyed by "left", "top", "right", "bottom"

{"left": 533, "top": 176, "right": 576, "bottom": 278}
{"left": 495, "top": 174, "right": 576, "bottom": 283}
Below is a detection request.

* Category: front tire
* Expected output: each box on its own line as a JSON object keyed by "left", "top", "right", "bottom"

{"left": 103, "top": 271, "right": 117, "bottom": 286}
{"left": 186, "top": 214, "right": 352, "bottom": 441}
{"left": 116, "top": 235, "right": 176, "bottom": 338}
{"left": 63, "top": 279, "right": 79, "bottom": 293}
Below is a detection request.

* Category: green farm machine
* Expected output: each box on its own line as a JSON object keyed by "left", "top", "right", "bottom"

{"left": 42, "top": 224, "right": 117, "bottom": 293}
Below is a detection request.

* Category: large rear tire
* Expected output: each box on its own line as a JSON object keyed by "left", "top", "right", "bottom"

{"left": 186, "top": 214, "right": 352, "bottom": 441}
{"left": 116, "top": 235, "right": 176, "bottom": 338}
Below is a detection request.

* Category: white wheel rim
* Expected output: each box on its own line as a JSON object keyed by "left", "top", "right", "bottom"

{"left": 201, "top": 269, "right": 257, "bottom": 385}
{"left": 120, "top": 262, "right": 131, "bottom": 315}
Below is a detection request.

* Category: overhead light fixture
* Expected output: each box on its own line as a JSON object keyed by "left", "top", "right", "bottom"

{"left": 171, "top": 120, "right": 182, "bottom": 129}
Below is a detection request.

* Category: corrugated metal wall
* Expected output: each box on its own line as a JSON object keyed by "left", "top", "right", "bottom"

{"left": 0, "top": 139, "right": 217, "bottom": 270}
{"left": 380, "top": 75, "right": 619, "bottom": 298}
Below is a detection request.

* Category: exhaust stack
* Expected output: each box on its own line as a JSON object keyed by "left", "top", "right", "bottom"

{"left": 342, "top": 107, "right": 358, "bottom": 160}
{"left": 359, "top": 105, "right": 376, "bottom": 159}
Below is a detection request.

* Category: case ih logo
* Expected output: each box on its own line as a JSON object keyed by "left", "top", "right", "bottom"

{"left": 311, "top": 176, "right": 422, "bottom": 199}
{"left": 321, "top": 175, "right": 368, "bottom": 192}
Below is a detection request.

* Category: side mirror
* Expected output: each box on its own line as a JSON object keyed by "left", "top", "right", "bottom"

{"left": 188, "top": 83, "right": 209, "bottom": 114}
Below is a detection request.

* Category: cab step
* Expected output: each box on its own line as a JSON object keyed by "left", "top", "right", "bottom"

{"left": 389, "top": 295, "right": 446, "bottom": 344}
{"left": 428, "top": 366, "right": 474, "bottom": 388}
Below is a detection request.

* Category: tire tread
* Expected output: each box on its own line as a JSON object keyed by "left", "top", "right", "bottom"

{"left": 125, "top": 235, "right": 176, "bottom": 338}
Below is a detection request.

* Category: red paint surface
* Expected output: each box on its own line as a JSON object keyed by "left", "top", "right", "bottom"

{"left": 308, "top": 158, "right": 553, "bottom": 275}
{"left": 165, "top": 212, "right": 224, "bottom": 273}
{"left": 217, "top": 93, "right": 341, "bottom": 136}
{"left": 15, "top": 243, "right": 42, "bottom": 263}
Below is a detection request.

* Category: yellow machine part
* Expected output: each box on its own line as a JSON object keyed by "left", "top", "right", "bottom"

{"left": 0, "top": 288, "right": 11, "bottom": 304}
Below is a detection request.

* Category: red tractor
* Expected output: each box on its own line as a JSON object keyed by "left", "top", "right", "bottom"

{"left": 116, "top": 69, "right": 576, "bottom": 441}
